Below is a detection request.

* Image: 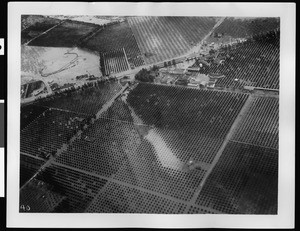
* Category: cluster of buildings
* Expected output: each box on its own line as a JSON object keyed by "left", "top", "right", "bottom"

{"left": 154, "top": 57, "right": 225, "bottom": 89}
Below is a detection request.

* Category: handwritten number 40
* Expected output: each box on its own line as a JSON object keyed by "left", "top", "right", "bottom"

{"left": 20, "top": 205, "right": 31, "bottom": 212}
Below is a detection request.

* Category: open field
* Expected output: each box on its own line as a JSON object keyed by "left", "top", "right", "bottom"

{"left": 49, "top": 15, "right": 123, "bottom": 26}
{"left": 128, "top": 16, "right": 217, "bottom": 64}
{"left": 29, "top": 20, "right": 100, "bottom": 47}
{"left": 83, "top": 21, "right": 145, "bottom": 69}
{"left": 208, "top": 30, "right": 279, "bottom": 89}
{"left": 21, "top": 46, "right": 101, "bottom": 89}
{"left": 21, "top": 16, "right": 61, "bottom": 44}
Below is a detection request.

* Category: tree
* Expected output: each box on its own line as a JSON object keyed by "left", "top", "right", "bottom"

{"left": 135, "top": 68, "right": 154, "bottom": 83}
{"left": 172, "top": 59, "right": 176, "bottom": 66}
{"left": 164, "top": 62, "right": 167, "bottom": 67}
{"left": 168, "top": 61, "right": 172, "bottom": 66}
{"left": 151, "top": 65, "right": 159, "bottom": 72}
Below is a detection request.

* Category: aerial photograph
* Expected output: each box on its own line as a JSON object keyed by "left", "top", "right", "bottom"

{"left": 19, "top": 15, "right": 279, "bottom": 214}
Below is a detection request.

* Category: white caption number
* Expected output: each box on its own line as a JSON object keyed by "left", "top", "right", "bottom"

{"left": 20, "top": 205, "right": 31, "bottom": 212}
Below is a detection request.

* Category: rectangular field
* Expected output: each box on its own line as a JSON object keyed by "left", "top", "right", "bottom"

{"left": 83, "top": 21, "right": 145, "bottom": 68}
{"left": 103, "top": 49, "right": 130, "bottom": 75}
{"left": 196, "top": 141, "right": 278, "bottom": 214}
{"left": 36, "top": 82, "right": 123, "bottom": 115}
{"left": 20, "top": 108, "right": 85, "bottom": 159}
{"left": 128, "top": 16, "right": 217, "bottom": 64}
{"left": 231, "top": 96, "right": 279, "bottom": 149}
{"left": 85, "top": 181, "right": 187, "bottom": 214}
{"left": 127, "top": 83, "right": 249, "bottom": 137}
{"left": 29, "top": 20, "right": 99, "bottom": 47}
{"left": 20, "top": 164, "right": 108, "bottom": 212}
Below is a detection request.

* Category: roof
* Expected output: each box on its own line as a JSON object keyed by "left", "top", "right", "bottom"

{"left": 208, "top": 73, "right": 225, "bottom": 79}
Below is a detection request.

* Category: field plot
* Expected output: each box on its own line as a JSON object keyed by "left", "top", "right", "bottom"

{"left": 55, "top": 118, "right": 140, "bottom": 178}
{"left": 20, "top": 108, "right": 85, "bottom": 159}
{"left": 20, "top": 164, "right": 108, "bottom": 212}
{"left": 209, "top": 30, "right": 279, "bottom": 89}
{"left": 101, "top": 84, "right": 249, "bottom": 165}
{"left": 128, "top": 16, "right": 217, "bottom": 64}
{"left": 196, "top": 141, "right": 278, "bottom": 214}
{"left": 86, "top": 181, "right": 187, "bottom": 213}
{"left": 20, "top": 178, "right": 66, "bottom": 212}
{"left": 49, "top": 15, "right": 120, "bottom": 26}
{"left": 36, "top": 82, "right": 122, "bottom": 115}
{"left": 20, "top": 154, "right": 45, "bottom": 187}
{"left": 103, "top": 49, "right": 129, "bottom": 75}
{"left": 232, "top": 97, "right": 279, "bottom": 149}
{"left": 21, "top": 104, "right": 48, "bottom": 130}
{"left": 212, "top": 17, "right": 279, "bottom": 39}
{"left": 21, "top": 16, "right": 61, "bottom": 44}
{"left": 127, "top": 83, "right": 248, "bottom": 136}
{"left": 21, "top": 46, "right": 101, "bottom": 86}
{"left": 29, "top": 20, "right": 99, "bottom": 47}
{"left": 83, "top": 21, "right": 145, "bottom": 68}
{"left": 55, "top": 116, "right": 206, "bottom": 202}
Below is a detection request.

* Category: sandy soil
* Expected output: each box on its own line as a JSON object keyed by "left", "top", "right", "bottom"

{"left": 21, "top": 45, "right": 102, "bottom": 87}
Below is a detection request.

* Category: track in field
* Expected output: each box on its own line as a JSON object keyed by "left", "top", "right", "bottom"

{"left": 128, "top": 16, "right": 217, "bottom": 64}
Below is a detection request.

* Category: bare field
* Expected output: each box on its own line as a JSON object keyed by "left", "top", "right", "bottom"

{"left": 29, "top": 20, "right": 100, "bottom": 47}
{"left": 21, "top": 45, "right": 101, "bottom": 87}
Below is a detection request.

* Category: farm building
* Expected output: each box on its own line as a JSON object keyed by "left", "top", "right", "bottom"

{"left": 208, "top": 73, "right": 226, "bottom": 79}
{"left": 187, "top": 67, "right": 201, "bottom": 72}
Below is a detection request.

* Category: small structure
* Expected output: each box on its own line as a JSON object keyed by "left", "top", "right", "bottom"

{"left": 244, "top": 86, "right": 255, "bottom": 91}
{"left": 187, "top": 83, "right": 199, "bottom": 88}
{"left": 208, "top": 73, "right": 225, "bottom": 79}
{"left": 187, "top": 67, "right": 201, "bottom": 72}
